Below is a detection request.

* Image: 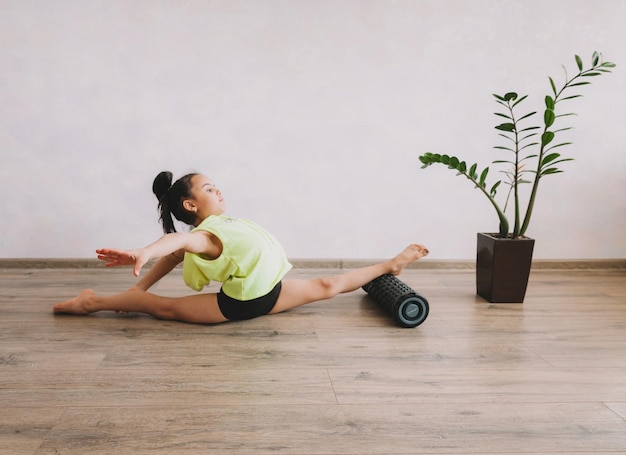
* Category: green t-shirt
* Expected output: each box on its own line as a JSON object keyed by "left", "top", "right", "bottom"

{"left": 182, "top": 215, "right": 292, "bottom": 300}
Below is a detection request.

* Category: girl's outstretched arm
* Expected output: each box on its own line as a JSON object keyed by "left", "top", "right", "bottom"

{"left": 132, "top": 251, "right": 183, "bottom": 291}
{"left": 97, "top": 231, "right": 221, "bottom": 277}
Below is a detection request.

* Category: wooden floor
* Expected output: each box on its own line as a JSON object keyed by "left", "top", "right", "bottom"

{"left": 1, "top": 266, "right": 626, "bottom": 454}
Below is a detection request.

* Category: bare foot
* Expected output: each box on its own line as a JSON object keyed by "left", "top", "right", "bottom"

{"left": 53, "top": 289, "right": 97, "bottom": 315}
{"left": 389, "top": 244, "right": 429, "bottom": 275}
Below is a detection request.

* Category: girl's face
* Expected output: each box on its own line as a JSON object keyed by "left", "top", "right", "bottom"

{"left": 185, "top": 174, "right": 226, "bottom": 223}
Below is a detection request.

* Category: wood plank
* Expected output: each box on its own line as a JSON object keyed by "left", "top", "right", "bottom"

{"left": 1, "top": 368, "right": 337, "bottom": 408}
{"left": 605, "top": 402, "right": 626, "bottom": 420}
{"left": 36, "top": 403, "right": 626, "bottom": 454}
{"left": 0, "top": 407, "right": 63, "bottom": 453}
{"left": 328, "top": 367, "right": 626, "bottom": 404}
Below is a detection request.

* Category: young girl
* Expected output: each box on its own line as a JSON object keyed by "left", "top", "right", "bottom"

{"left": 53, "top": 171, "right": 429, "bottom": 323}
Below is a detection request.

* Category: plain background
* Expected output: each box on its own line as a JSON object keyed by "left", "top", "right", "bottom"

{"left": 1, "top": 0, "right": 625, "bottom": 260}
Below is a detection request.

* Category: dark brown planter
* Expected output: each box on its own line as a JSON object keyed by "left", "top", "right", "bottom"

{"left": 476, "top": 232, "right": 535, "bottom": 303}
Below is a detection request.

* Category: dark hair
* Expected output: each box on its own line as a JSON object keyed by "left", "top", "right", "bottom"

{"left": 152, "top": 171, "right": 198, "bottom": 234}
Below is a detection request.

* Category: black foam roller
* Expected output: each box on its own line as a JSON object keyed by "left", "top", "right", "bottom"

{"left": 362, "top": 274, "right": 429, "bottom": 328}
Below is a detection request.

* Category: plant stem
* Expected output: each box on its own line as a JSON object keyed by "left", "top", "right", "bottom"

{"left": 507, "top": 99, "right": 521, "bottom": 237}
{"left": 519, "top": 65, "right": 598, "bottom": 237}
{"left": 459, "top": 170, "right": 510, "bottom": 237}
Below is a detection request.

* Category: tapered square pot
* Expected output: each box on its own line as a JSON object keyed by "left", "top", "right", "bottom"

{"left": 476, "top": 232, "right": 535, "bottom": 303}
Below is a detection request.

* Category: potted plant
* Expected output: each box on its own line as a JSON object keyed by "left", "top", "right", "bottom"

{"left": 418, "top": 51, "right": 615, "bottom": 303}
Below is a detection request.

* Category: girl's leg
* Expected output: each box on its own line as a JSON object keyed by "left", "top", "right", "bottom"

{"left": 270, "top": 243, "right": 428, "bottom": 314}
{"left": 53, "top": 290, "right": 228, "bottom": 324}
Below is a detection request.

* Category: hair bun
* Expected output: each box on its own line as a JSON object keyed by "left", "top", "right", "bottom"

{"left": 152, "top": 171, "right": 173, "bottom": 200}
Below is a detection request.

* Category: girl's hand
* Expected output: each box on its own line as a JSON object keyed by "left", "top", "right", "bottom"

{"left": 96, "top": 248, "right": 151, "bottom": 277}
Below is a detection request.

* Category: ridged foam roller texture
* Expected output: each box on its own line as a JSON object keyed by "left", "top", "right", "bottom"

{"left": 362, "top": 274, "right": 429, "bottom": 328}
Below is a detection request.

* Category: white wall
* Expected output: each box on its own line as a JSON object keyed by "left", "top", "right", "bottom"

{"left": 1, "top": 0, "right": 625, "bottom": 260}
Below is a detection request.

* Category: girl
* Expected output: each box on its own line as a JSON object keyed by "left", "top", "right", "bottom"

{"left": 53, "top": 171, "right": 429, "bottom": 323}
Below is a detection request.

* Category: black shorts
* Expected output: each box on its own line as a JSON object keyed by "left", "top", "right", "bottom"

{"left": 217, "top": 282, "right": 282, "bottom": 321}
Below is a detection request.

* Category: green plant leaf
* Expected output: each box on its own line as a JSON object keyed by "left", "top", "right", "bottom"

{"left": 592, "top": 51, "right": 600, "bottom": 66}
{"left": 601, "top": 62, "right": 616, "bottom": 68}
{"left": 549, "top": 77, "right": 557, "bottom": 96}
{"left": 570, "top": 81, "right": 591, "bottom": 87}
{"left": 541, "top": 131, "right": 555, "bottom": 146}
{"left": 520, "top": 132, "right": 539, "bottom": 141}
{"left": 512, "top": 94, "right": 528, "bottom": 108}
{"left": 519, "top": 142, "right": 539, "bottom": 151}
{"left": 541, "top": 152, "right": 561, "bottom": 166}
{"left": 544, "top": 157, "right": 574, "bottom": 167}
{"left": 544, "top": 109, "right": 555, "bottom": 128}
{"left": 541, "top": 167, "right": 564, "bottom": 176}
{"left": 545, "top": 142, "right": 573, "bottom": 153}
{"left": 495, "top": 123, "right": 515, "bottom": 132}
{"left": 518, "top": 111, "right": 537, "bottom": 121}
{"left": 575, "top": 54, "right": 583, "bottom": 71}
{"left": 418, "top": 156, "right": 432, "bottom": 167}
{"left": 479, "top": 167, "right": 489, "bottom": 187}
{"left": 519, "top": 126, "right": 541, "bottom": 133}
{"left": 494, "top": 112, "right": 512, "bottom": 120}
{"left": 498, "top": 134, "right": 516, "bottom": 143}
{"left": 469, "top": 163, "right": 477, "bottom": 178}
{"left": 552, "top": 127, "right": 572, "bottom": 133}
{"left": 582, "top": 72, "right": 602, "bottom": 77}
{"left": 560, "top": 94, "right": 582, "bottom": 101}
{"left": 545, "top": 96, "right": 555, "bottom": 110}
{"left": 504, "top": 92, "right": 518, "bottom": 101}
{"left": 490, "top": 180, "right": 501, "bottom": 196}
